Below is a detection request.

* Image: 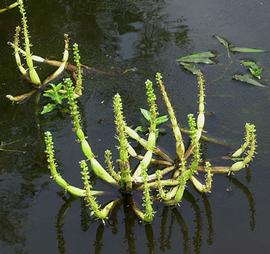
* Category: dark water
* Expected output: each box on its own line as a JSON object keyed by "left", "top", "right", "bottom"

{"left": 1, "top": 0, "right": 270, "bottom": 253}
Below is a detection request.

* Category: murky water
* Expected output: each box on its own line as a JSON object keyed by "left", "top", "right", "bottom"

{"left": 1, "top": 0, "right": 270, "bottom": 253}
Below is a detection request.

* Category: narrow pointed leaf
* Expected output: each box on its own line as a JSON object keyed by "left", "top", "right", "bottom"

{"left": 140, "top": 108, "right": 151, "bottom": 122}
{"left": 214, "top": 35, "right": 230, "bottom": 49}
{"left": 233, "top": 74, "right": 266, "bottom": 87}
{"left": 179, "top": 57, "right": 214, "bottom": 64}
{"left": 230, "top": 47, "right": 266, "bottom": 53}
{"left": 156, "top": 115, "right": 169, "bottom": 126}
{"left": 177, "top": 51, "right": 216, "bottom": 64}
{"left": 134, "top": 126, "right": 148, "bottom": 133}
{"left": 180, "top": 62, "right": 201, "bottom": 75}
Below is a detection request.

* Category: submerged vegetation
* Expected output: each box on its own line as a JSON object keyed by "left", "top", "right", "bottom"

{"left": 44, "top": 72, "right": 257, "bottom": 223}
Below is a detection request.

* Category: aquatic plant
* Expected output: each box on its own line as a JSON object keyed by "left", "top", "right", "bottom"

{"left": 44, "top": 72, "right": 257, "bottom": 223}
{"left": 6, "top": 0, "right": 84, "bottom": 103}
{"left": 177, "top": 35, "right": 267, "bottom": 87}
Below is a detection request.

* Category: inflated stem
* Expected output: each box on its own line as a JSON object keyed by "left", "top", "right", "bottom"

{"left": 0, "top": 1, "right": 18, "bottom": 14}
{"left": 113, "top": 93, "right": 132, "bottom": 191}
{"left": 13, "top": 26, "right": 27, "bottom": 76}
{"left": 43, "top": 34, "right": 69, "bottom": 85}
{"left": 190, "top": 161, "right": 213, "bottom": 193}
{"left": 73, "top": 43, "right": 83, "bottom": 96}
{"left": 230, "top": 123, "right": 256, "bottom": 173}
{"left": 196, "top": 72, "right": 205, "bottom": 141}
{"left": 232, "top": 123, "right": 253, "bottom": 157}
{"left": 44, "top": 131, "right": 103, "bottom": 197}
{"left": 133, "top": 80, "right": 158, "bottom": 179}
{"left": 156, "top": 72, "right": 185, "bottom": 161}
{"left": 18, "top": 0, "right": 41, "bottom": 86}
{"left": 65, "top": 78, "right": 117, "bottom": 185}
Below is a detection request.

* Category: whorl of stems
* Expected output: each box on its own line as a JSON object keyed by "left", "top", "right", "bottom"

{"left": 73, "top": 43, "right": 83, "bottom": 96}
{"left": 141, "top": 163, "right": 154, "bottom": 222}
{"left": 18, "top": 0, "right": 41, "bottom": 86}
{"left": 44, "top": 131, "right": 103, "bottom": 197}
{"left": 196, "top": 72, "right": 205, "bottom": 141}
{"left": 104, "top": 149, "right": 120, "bottom": 182}
{"left": 145, "top": 79, "right": 158, "bottom": 132}
{"left": 13, "top": 26, "right": 27, "bottom": 76}
{"left": 230, "top": 123, "right": 256, "bottom": 173}
{"left": 155, "top": 72, "right": 185, "bottom": 161}
{"left": 113, "top": 93, "right": 132, "bottom": 191}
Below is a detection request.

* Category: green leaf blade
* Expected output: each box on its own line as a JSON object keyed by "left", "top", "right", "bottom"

{"left": 214, "top": 35, "right": 230, "bottom": 49}
{"left": 140, "top": 108, "right": 151, "bottom": 122}
{"left": 180, "top": 62, "right": 201, "bottom": 75}
{"left": 41, "top": 103, "right": 57, "bottom": 114}
{"left": 177, "top": 51, "right": 216, "bottom": 64}
{"left": 233, "top": 74, "right": 266, "bottom": 88}
{"left": 230, "top": 47, "right": 266, "bottom": 53}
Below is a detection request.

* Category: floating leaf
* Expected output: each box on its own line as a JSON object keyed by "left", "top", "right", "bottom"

{"left": 230, "top": 47, "right": 266, "bottom": 53}
{"left": 233, "top": 74, "right": 266, "bottom": 87}
{"left": 156, "top": 115, "right": 169, "bottom": 126}
{"left": 41, "top": 103, "right": 57, "bottom": 114}
{"left": 241, "top": 60, "right": 263, "bottom": 79}
{"left": 180, "top": 62, "right": 201, "bottom": 75}
{"left": 214, "top": 35, "right": 230, "bottom": 49}
{"left": 140, "top": 108, "right": 151, "bottom": 122}
{"left": 177, "top": 51, "right": 215, "bottom": 64}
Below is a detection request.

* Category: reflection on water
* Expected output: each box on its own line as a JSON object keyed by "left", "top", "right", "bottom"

{"left": 0, "top": 0, "right": 266, "bottom": 253}
{"left": 55, "top": 178, "right": 255, "bottom": 254}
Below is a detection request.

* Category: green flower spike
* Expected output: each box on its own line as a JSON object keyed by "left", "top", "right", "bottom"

{"left": 73, "top": 43, "right": 83, "bottom": 96}
{"left": 113, "top": 93, "right": 132, "bottom": 191}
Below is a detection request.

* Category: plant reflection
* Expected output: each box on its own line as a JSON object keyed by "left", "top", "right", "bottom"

{"left": 55, "top": 177, "right": 255, "bottom": 254}
{"left": 230, "top": 176, "right": 256, "bottom": 231}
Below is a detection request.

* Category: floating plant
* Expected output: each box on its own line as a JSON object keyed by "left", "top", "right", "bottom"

{"left": 44, "top": 72, "right": 257, "bottom": 223}
{"left": 178, "top": 35, "right": 267, "bottom": 87}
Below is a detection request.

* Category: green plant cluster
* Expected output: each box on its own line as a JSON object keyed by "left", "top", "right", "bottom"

{"left": 44, "top": 72, "right": 257, "bottom": 223}
{"left": 6, "top": 0, "right": 84, "bottom": 105}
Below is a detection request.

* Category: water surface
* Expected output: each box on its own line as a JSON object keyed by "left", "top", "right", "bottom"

{"left": 1, "top": 0, "right": 270, "bottom": 253}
